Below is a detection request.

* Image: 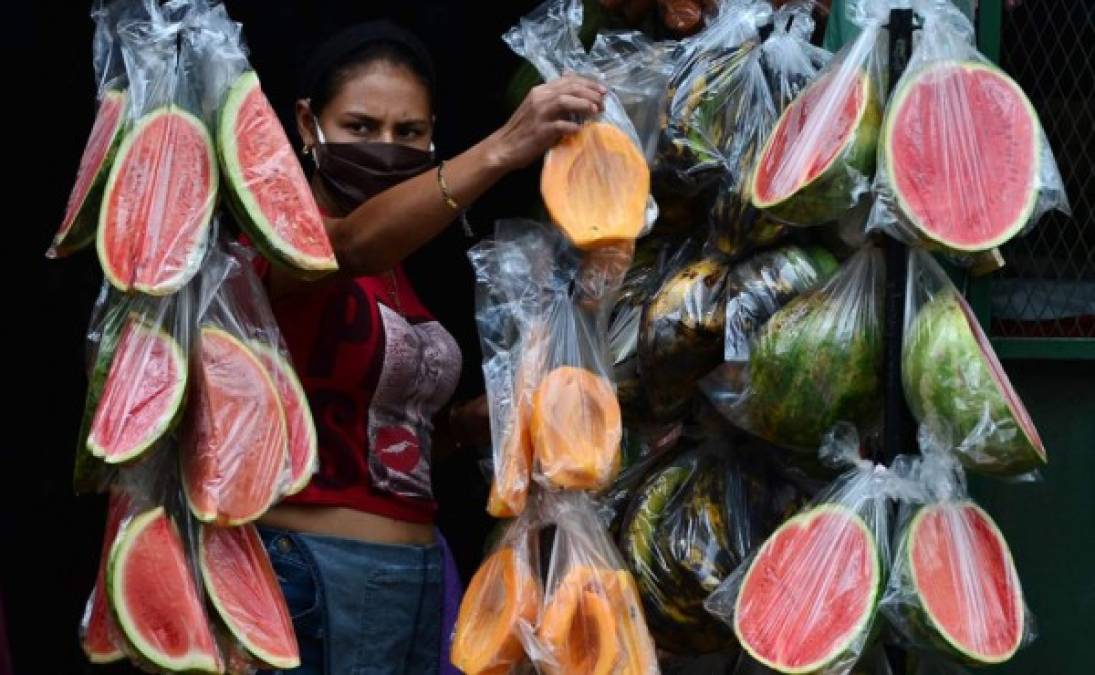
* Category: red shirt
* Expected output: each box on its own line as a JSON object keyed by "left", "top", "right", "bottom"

{"left": 255, "top": 256, "right": 461, "bottom": 523}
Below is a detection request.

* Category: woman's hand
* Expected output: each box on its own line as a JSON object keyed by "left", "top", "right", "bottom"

{"left": 487, "top": 74, "right": 607, "bottom": 172}
{"left": 448, "top": 395, "right": 492, "bottom": 450}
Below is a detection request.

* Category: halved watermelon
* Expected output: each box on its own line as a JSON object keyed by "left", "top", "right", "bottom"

{"left": 733, "top": 504, "right": 880, "bottom": 674}
{"left": 80, "top": 492, "right": 131, "bottom": 663}
{"left": 107, "top": 507, "right": 222, "bottom": 673}
{"left": 901, "top": 501, "right": 1025, "bottom": 664}
{"left": 199, "top": 523, "right": 300, "bottom": 670}
{"left": 751, "top": 67, "right": 880, "bottom": 226}
{"left": 182, "top": 326, "right": 288, "bottom": 525}
{"left": 86, "top": 316, "right": 187, "bottom": 464}
{"left": 218, "top": 71, "right": 337, "bottom": 277}
{"left": 882, "top": 61, "right": 1039, "bottom": 252}
{"left": 50, "top": 90, "right": 127, "bottom": 258}
{"left": 97, "top": 106, "right": 216, "bottom": 295}
{"left": 250, "top": 342, "right": 317, "bottom": 496}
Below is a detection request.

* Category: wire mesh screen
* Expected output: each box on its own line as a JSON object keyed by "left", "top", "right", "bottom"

{"left": 987, "top": 2, "right": 1095, "bottom": 339}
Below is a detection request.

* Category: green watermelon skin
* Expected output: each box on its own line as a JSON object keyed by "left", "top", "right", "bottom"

{"left": 902, "top": 290, "right": 1046, "bottom": 475}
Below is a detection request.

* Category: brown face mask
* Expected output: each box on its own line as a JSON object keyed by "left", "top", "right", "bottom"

{"left": 311, "top": 119, "right": 435, "bottom": 215}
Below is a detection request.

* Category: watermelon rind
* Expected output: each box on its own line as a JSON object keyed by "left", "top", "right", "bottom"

{"left": 218, "top": 71, "right": 337, "bottom": 277}
{"left": 199, "top": 525, "right": 300, "bottom": 670}
{"left": 249, "top": 341, "right": 317, "bottom": 496}
{"left": 97, "top": 105, "right": 217, "bottom": 296}
{"left": 750, "top": 70, "right": 881, "bottom": 226}
{"left": 733, "top": 503, "right": 881, "bottom": 674}
{"left": 902, "top": 288, "right": 1046, "bottom": 475}
{"left": 51, "top": 89, "right": 128, "bottom": 258}
{"left": 882, "top": 61, "right": 1040, "bottom": 253}
{"left": 902, "top": 501, "right": 1025, "bottom": 665}
{"left": 86, "top": 318, "right": 188, "bottom": 465}
{"left": 183, "top": 326, "right": 288, "bottom": 526}
{"left": 107, "top": 507, "right": 222, "bottom": 674}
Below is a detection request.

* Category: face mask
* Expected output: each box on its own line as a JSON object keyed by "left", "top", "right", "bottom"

{"left": 311, "top": 116, "right": 435, "bottom": 214}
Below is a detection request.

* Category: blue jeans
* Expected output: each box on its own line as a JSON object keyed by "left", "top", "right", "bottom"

{"left": 257, "top": 526, "right": 442, "bottom": 675}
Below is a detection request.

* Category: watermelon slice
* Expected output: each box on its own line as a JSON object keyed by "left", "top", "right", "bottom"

{"left": 86, "top": 316, "right": 187, "bottom": 464}
{"left": 733, "top": 504, "right": 880, "bottom": 674}
{"left": 218, "top": 71, "right": 337, "bottom": 277}
{"left": 50, "top": 90, "right": 127, "bottom": 258}
{"left": 182, "top": 326, "right": 288, "bottom": 525}
{"left": 903, "top": 287, "right": 1045, "bottom": 475}
{"left": 751, "top": 67, "right": 880, "bottom": 226}
{"left": 899, "top": 501, "right": 1025, "bottom": 664}
{"left": 97, "top": 106, "right": 216, "bottom": 295}
{"left": 882, "top": 62, "right": 1039, "bottom": 252}
{"left": 251, "top": 342, "right": 317, "bottom": 495}
{"left": 80, "top": 492, "right": 131, "bottom": 663}
{"left": 107, "top": 507, "right": 223, "bottom": 673}
{"left": 199, "top": 524, "right": 300, "bottom": 670}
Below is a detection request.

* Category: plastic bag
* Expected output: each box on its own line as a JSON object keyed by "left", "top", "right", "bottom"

{"left": 747, "top": 0, "right": 888, "bottom": 227}
{"left": 880, "top": 430, "right": 1035, "bottom": 666}
{"left": 184, "top": 3, "right": 337, "bottom": 278}
{"left": 532, "top": 491, "right": 659, "bottom": 674}
{"left": 866, "top": 0, "right": 1068, "bottom": 255}
{"left": 93, "top": 0, "right": 218, "bottom": 295}
{"left": 72, "top": 279, "right": 198, "bottom": 496}
{"left": 181, "top": 238, "right": 312, "bottom": 525}
{"left": 703, "top": 245, "right": 884, "bottom": 451}
{"left": 451, "top": 505, "right": 543, "bottom": 674}
{"left": 504, "top": 0, "right": 658, "bottom": 246}
{"left": 705, "top": 426, "right": 912, "bottom": 675}
{"left": 902, "top": 250, "right": 1046, "bottom": 476}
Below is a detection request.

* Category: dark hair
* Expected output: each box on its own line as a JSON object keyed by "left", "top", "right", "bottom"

{"left": 301, "top": 21, "right": 436, "bottom": 115}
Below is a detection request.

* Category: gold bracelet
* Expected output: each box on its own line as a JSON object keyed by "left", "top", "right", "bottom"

{"left": 437, "top": 160, "right": 463, "bottom": 212}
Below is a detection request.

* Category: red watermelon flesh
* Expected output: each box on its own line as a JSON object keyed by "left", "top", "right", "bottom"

{"left": 81, "top": 492, "right": 131, "bottom": 663}
{"left": 909, "top": 502, "right": 1024, "bottom": 663}
{"left": 752, "top": 68, "right": 867, "bottom": 206}
{"left": 252, "top": 342, "right": 317, "bottom": 495}
{"left": 182, "top": 327, "right": 288, "bottom": 525}
{"left": 87, "top": 318, "right": 187, "bottom": 464}
{"left": 97, "top": 106, "right": 216, "bottom": 295}
{"left": 885, "top": 62, "right": 1038, "bottom": 251}
{"left": 50, "top": 90, "right": 127, "bottom": 258}
{"left": 200, "top": 524, "right": 300, "bottom": 669}
{"left": 108, "top": 507, "right": 222, "bottom": 673}
{"left": 734, "top": 505, "right": 879, "bottom": 672}
{"left": 219, "top": 71, "right": 337, "bottom": 274}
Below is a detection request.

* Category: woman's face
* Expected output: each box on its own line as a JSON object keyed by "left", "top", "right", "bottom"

{"left": 298, "top": 60, "right": 433, "bottom": 151}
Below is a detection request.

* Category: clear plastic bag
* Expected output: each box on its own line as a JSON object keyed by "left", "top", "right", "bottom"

{"left": 747, "top": 0, "right": 888, "bottom": 227}
{"left": 451, "top": 505, "right": 543, "bottom": 674}
{"left": 703, "top": 245, "right": 884, "bottom": 451}
{"left": 880, "top": 430, "right": 1035, "bottom": 666}
{"left": 504, "top": 0, "right": 658, "bottom": 247}
{"left": 867, "top": 0, "right": 1069, "bottom": 255}
{"left": 902, "top": 250, "right": 1046, "bottom": 476}
{"left": 181, "top": 238, "right": 312, "bottom": 525}
{"left": 705, "top": 426, "right": 913, "bottom": 675}
{"left": 532, "top": 491, "right": 660, "bottom": 674}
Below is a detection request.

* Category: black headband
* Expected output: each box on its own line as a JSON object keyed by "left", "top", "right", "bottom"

{"left": 299, "top": 20, "right": 436, "bottom": 102}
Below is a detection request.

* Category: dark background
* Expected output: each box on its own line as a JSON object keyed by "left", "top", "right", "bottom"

{"left": 3, "top": 2, "right": 543, "bottom": 672}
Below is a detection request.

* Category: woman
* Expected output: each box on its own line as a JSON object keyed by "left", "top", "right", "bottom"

{"left": 254, "top": 20, "right": 606, "bottom": 675}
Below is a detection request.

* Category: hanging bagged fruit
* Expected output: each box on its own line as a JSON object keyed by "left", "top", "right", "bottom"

{"left": 48, "top": 1, "right": 130, "bottom": 258}
{"left": 748, "top": 0, "right": 887, "bottom": 226}
{"left": 881, "top": 431, "right": 1034, "bottom": 666}
{"left": 451, "top": 505, "right": 543, "bottom": 674}
{"left": 79, "top": 491, "right": 132, "bottom": 664}
{"left": 704, "top": 245, "right": 884, "bottom": 451}
{"left": 533, "top": 492, "right": 659, "bottom": 674}
{"left": 903, "top": 250, "right": 1046, "bottom": 476}
{"left": 705, "top": 426, "right": 912, "bottom": 675}
{"left": 867, "top": 0, "right": 1068, "bottom": 255}
{"left": 95, "top": 4, "right": 218, "bottom": 295}
{"left": 505, "top": 0, "right": 656, "bottom": 250}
